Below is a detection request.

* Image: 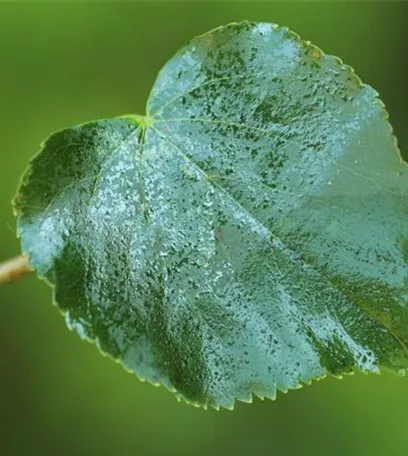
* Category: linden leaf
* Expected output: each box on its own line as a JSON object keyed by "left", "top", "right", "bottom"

{"left": 14, "top": 22, "right": 408, "bottom": 409}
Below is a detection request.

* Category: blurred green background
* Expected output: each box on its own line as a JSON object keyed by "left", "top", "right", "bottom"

{"left": 1, "top": 2, "right": 407, "bottom": 455}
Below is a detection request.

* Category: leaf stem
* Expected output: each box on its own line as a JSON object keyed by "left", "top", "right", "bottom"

{"left": 0, "top": 255, "right": 32, "bottom": 286}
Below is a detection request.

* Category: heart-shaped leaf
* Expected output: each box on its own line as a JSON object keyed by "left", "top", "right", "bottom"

{"left": 14, "top": 22, "right": 408, "bottom": 409}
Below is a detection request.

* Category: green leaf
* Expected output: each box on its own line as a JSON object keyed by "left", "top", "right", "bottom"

{"left": 14, "top": 21, "right": 408, "bottom": 410}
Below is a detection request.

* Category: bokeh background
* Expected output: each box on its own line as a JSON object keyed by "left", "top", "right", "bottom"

{"left": 1, "top": 2, "right": 407, "bottom": 455}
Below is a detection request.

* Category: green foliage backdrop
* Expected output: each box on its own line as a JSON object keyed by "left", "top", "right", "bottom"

{"left": 1, "top": 2, "right": 408, "bottom": 455}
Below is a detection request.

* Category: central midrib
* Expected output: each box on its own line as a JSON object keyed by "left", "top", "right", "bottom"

{"left": 145, "top": 122, "right": 408, "bottom": 362}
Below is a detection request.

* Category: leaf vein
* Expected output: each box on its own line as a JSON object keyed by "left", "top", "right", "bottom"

{"left": 150, "top": 124, "right": 408, "bottom": 359}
